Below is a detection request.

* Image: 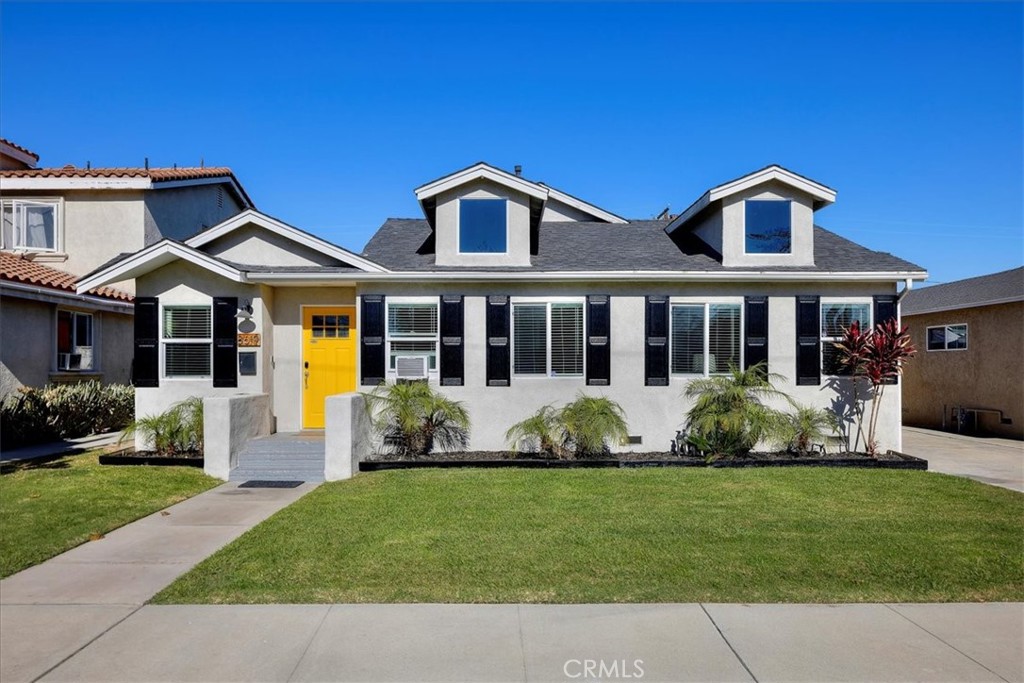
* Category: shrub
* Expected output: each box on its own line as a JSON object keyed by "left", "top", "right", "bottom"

{"left": 506, "top": 395, "right": 629, "bottom": 459}
{"left": 0, "top": 382, "right": 135, "bottom": 450}
{"left": 783, "top": 404, "right": 840, "bottom": 456}
{"left": 122, "top": 397, "right": 204, "bottom": 455}
{"left": 683, "top": 363, "right": 790, "bottom": 460}
{"left": 364, "top": 381, "right": 470, "bottom": 458}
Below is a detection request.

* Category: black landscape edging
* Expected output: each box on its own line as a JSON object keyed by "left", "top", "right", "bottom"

{"left": 360, "top": 452, "right": 927, "bottom": 472}
{"left": 98, "top": 448, "right": 204, "bottom": 468}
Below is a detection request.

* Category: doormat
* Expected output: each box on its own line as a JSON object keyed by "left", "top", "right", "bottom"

{"left": 238, "top": 480, "right": 304, "bottom": 488}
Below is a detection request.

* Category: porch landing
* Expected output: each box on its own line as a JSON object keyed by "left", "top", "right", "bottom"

{"left": 229, "top": 432, "right": 326, "bottom": 483}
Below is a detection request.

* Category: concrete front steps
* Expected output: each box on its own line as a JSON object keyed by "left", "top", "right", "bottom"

{"left": 229, "top": 433, "right": 326, "bottom": 483}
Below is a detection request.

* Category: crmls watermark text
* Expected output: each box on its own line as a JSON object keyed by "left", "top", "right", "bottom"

{"left": 563, "top": 658, "right": 645, "bottom": 680}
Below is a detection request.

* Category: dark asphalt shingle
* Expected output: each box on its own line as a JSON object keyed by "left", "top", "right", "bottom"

{"left": 361, "top": 218, "right": 925, "bottom": 274}
{"left": 902, "top": 267, "right": 1024, "bottom": 315}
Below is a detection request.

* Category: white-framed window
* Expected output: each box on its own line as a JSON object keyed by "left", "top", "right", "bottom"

{"left": 386, "top": 298, "right": 439, "bottom": 372}
{"left": 927, "top": 324, "right": 968, "bottom": 351}
{"left": 821, "top": 299, "right": 872, "bottom": 376}
{"left": 1, "top": 198, "right": 61, "bottom": 252}
{"left": 56, "top": 310, "right": 95, "bottom": 371}
{"left": 670, "top": 300, "right": 742, "bottom": 375}
{"left": 512, "top": 298, "right": 585, "bottom": 377}
{"left": 162, "top": 305, "right": 212, "bottom": 378}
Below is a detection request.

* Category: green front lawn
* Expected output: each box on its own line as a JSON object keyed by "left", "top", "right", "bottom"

{"left": 0, "top": 453, "right": 219, "bottom": 578}
{"left": 155, "top": 468, "right": 1023, "bottom": 604}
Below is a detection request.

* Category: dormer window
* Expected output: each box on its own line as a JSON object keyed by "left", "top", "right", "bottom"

{"left": 744, "top": 200, "right": 792, "bottom": 254}
{"left": 459, "top": 198, "right": 507, "bottom": 253}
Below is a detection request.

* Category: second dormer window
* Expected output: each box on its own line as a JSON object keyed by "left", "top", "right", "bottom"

{"left": 745, "top": 200, "right": 791, "bottom": 254}
{"left": 459, "top": 198, "right": 507, "bottom": 253}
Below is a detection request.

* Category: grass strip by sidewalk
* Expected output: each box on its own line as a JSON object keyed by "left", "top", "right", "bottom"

{"left": 1, "top": 452, "right": 219, "bottom": 578}
{"left": 155, "top": 468, "right": 1023, "bottom": 604}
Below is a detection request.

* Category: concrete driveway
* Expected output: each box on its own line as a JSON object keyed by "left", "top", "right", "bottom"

{"left": 903, "top": 427, "right": 1024, "bottom": 492}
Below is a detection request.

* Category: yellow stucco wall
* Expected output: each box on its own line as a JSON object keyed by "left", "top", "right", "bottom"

{"left": 902, "top": 301, "right": 1023, "bottom": 439}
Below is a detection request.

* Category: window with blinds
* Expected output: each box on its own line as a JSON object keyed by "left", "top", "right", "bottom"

{"left": 162, "top": 306, "right": 212, "bottom": 377}
{"left": 387, "top": 301, "right": 439, "bottom": 371}
{"left": 670, "top": 302, "right": 741, "bottom": 375}
{"left": 513, "top": 301, "right": 584, "bottom": 377}
{"left": 821, "top": 301, "right": 871, "bottom": 375}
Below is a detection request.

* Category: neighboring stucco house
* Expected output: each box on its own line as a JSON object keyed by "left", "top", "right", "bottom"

{"left": 0, "top": 138, "right": 253, "bottom": 397}
{"left": 902, "top": 267, "right": 1023, "bottom": 439}
{"left": 78, "top": 162, "right": 927, "bottom": 467}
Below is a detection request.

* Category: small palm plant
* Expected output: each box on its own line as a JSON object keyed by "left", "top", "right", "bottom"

{"left": 506, "top": 395, "right": 629, "bottom": 459}
{"left": 122, "top": 396, "right": 204, "bottom": 455}
{"left": 784, "top": 404, "right": 840, "bottom": 456}
{"left": 684, "top": 362, "right": 790, "bottom": 460}
{"left": 363, "top": 381, "right": 470, "bottom": 458}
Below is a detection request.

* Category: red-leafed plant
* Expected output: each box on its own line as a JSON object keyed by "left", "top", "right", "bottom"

{"left": 833, "top": 319, "right": 916, "bottom": 456}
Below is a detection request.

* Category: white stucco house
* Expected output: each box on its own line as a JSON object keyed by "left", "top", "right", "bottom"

{"left": 77, "top": 162, "right": 927, "bottom": 474}
{"left": 0, "top": 139, "right": 253, "bottom": 397}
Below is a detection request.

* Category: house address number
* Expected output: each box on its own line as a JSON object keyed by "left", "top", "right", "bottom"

{"left": 238, "top": 333, "right": 261, "bottom": 348}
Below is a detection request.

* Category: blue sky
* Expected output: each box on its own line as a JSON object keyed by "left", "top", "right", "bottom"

{"left": 2, "top": 2, "right": 1021, "bottom": 284}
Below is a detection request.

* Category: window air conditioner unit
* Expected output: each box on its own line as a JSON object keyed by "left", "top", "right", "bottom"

{"left": 395, "top": 355, "right": 429, "bottom": 380}
{"left": 58, "top": 353, "right": 82, "bottom": 371}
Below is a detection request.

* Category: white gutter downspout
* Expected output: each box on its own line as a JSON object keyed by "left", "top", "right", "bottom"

{"left": 894, "top": 277, "right": 914, "bottom": 454}
{"left": 896, "top": 277, "right": 914, "bottom": 303}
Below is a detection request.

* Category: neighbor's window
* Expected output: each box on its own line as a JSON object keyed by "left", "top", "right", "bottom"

{"left": 927, "top": 324, "right": 968, "bottom": 351}
{"left": 387, "top": 300, "right": 439, "bottom": 371}
{"left": 670, "top": 303, "right": 741, "bottom": 375}
{"left": 745, "top": 200, "right": 791, "bottom": 254}
{"left": 57, "top": 310, "right": 94, "bottom": 371}
{"left": 513, "top": 300, "right": 584, "bottom": 377}
{"left": 162, "top": 306, "right": 212, "bottom": 377}
{"left": 821, "top": 301, "right": 871, "bottom": 375}
{"left": 459, "top": 198, "right": 507, "bottom": 253}
{"left": 1, "top": 199, "right": 60, "bottom": 252}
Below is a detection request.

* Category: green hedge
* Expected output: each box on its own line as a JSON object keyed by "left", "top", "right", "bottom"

{"left": 1, "top": 382, "right": 134, "bottom": 450}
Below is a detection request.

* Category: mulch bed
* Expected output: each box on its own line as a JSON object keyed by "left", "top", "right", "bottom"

{"left": 360, "top": 450, "right": 927, "bottom": 471}
{"left": 98, "top": 448, "right": 204, "bottom": 468}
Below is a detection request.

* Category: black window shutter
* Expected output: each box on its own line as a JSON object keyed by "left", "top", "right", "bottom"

{"left": 440, "top": 295, "right": 464, "bottom": 386}
{"left": 133, "top": 297, "right": 159, "bottom": 388}
{"left": 874, "top": 294, "right": 899, "bottom": 384}
{"left": 586, "top": 295, "right": 610, "bottom": 386}
{"left": 645, "top": 296, "right": 669, "bottom": 386}
{"left": 744, "top": 296, "right": 769, "bottom": 374}
{"left": 486, "top": 295, "right": 510, "bottom": 386}
{"left": 360, "top": 295, "right": 386, "bottom": 386}
{"left": 212, "top": 297, "right": 238, "bottom": 388}
{"left": 795, "top": 295, "right": 821, "bottom": 386}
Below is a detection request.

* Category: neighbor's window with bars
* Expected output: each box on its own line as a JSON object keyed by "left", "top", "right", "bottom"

{"left": 387, "top": 301, "right": 439, "bottom": 371}
{"left": 162, "top": 306, "right": 212, "bottom": 378}
{"left": 821, "top": 301, "right": 871, "bottom": 375}
{"left": 512, "top": 301, "right": 584, "bottom": 377}
{"left": 670, "top": 303, "right": 741, "bottom": 375}
{"left": 1, "top": 199, "right": 60, "bottom": 252}
{"left": 927, "top": 324, "right": 968, "bottom": 351}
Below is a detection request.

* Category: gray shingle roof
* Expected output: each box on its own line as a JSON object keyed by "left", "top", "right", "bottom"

{"left": 902, "top": 267, "right": 1024, "bottom": 315}
{"left": 361, "top": 219, "right": 925, "bottom": 274}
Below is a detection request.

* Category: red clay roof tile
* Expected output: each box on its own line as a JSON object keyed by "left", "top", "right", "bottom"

{"left": 0, "top": 252, "right": 133, "bottom": 302}
{"left": 0, "top": 138, "right": 40, "bottom": 161}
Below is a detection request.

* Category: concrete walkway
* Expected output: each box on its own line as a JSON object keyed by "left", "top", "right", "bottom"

{"left": 903, "top": 427, "right": 1024, "bottom": 492}
{"left": 0, "top": 481, "right": 318, "bottom": 683}
{"left": 2, "top": 602, "right": 1020, "bottom": 682}
{"left": 0, "top": 431, "right": 124, "bottom": 463}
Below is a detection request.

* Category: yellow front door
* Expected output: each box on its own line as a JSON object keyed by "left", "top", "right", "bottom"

{"left": 302, "top": 306, "right": 357, "bottom": 429}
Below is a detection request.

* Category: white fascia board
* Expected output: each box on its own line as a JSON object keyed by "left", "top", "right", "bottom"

{"left": 414, "top": 164, "right": 549, "bottom": 202}
{"left": 665, "top": 166, "right": 838, "bottom": 234}
{"left": 247, "top": 269, "right": 929, "bottom": 285}
{"left": 0, "top": 176, "right": 152, "bottom": 191}
{"left": 185, "top": 209, "right": 389, "bottom": 273}
{"left": 1, "top": 143, "right": 38, "bottom": 168}
{"left": 153, "top": 176, "right": 254, "bottom": 209}
{"left": 544, "top": 187, "right": 627, "bottom": 224}
{"left": 1, "top": 281, "right": 134, "bottom": 314}
{"left": 75, "top": 241, "right": 244, "bottom": 294}
{"left": 903, "top": 295, "right": 1024, "bottom": 317}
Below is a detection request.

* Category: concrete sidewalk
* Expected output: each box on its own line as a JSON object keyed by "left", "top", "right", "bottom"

{"left": 2, "top": 602, "right": 1019, "bottom": 682}
{"left": 0, "top": 431, "right": 125, "bottom": 463}
{"left": 0, "top": 481, "right": 317, "bottom": 682}
{"left": 904, "top": 427, "right": 1024, "bottom": 492}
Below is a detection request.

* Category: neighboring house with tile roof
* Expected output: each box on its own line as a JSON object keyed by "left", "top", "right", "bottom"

{"left": 0, "top": 141, "right": 253, "bottom": 399}
{"left": 901, "top": 267, "right": 1024, "bottom": 439}
{"left": 79, "top": 163, "right": 928, "bottom": 478}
